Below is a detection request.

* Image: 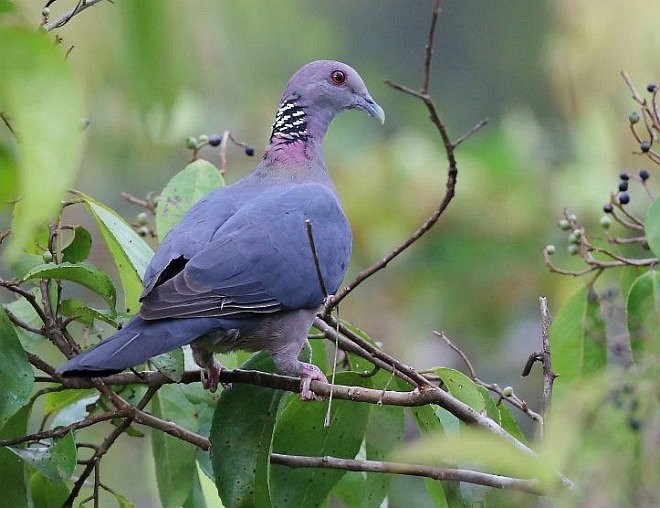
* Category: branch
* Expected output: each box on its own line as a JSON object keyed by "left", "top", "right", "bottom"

{"left": 44, "top": 0, "right": 108, "bottom": 32}
{"left": 538, "top": 296, "right": 557, "bottom": 432}
{"left": 270, "top": 453, "right": 543, "bottom": 495}
{"left": 325, "top": 5, "right": 488, "bottom": 312}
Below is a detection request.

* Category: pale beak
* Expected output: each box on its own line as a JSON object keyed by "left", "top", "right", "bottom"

{"left": 356, "top": 95, "right": 385, "bottom": 124}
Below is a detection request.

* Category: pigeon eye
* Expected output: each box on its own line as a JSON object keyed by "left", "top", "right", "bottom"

{"left": 330, "top": 70, "right": 346, "bottom": 85}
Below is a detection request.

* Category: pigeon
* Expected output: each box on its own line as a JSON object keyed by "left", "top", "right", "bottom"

{"left": 57, "top": 60, "right": 384, "bottom": 400}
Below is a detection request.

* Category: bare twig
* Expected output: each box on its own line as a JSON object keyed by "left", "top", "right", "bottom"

{"left": 538, "top": 297, "right": 556, "bottom": 427}
{"left": 435, "top": 331, "right": 543, "bottom": 423}
{"left": 44, "top": 0, "right": 108, "bottom": 32}
{"left": 270, "top": 453, "right": 543, "bottom": 495}
{"left": 305, "top": 219, "right": 328, "bottom": 297}
{"left": 325, "top": 7, "right": 488, "bottom": 313}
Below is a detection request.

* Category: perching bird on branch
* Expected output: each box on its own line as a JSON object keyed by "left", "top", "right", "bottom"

{"left": 57, "top": 60, "right": 384, "bottom": 400}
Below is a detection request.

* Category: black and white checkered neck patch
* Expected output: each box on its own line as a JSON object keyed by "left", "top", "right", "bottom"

{"left": 270, "top": 98, "right": 308, "bottom": 143}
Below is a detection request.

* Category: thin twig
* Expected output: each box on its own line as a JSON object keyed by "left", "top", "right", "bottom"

{"left": 305, "top": 219, "right": 328, "bottom": 297}
{"left": 44, "top": 0, "right": 107, "bottom": 31}
{"left": 270, "top": 453, "right": 543, "bottom": 495}
{"left": 538, "top": 296, "right": 556, "bottom": 434}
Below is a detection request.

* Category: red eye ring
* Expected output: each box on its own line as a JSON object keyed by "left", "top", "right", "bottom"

{"left": 330, "top": 70, "right": 346, "bottom": 85}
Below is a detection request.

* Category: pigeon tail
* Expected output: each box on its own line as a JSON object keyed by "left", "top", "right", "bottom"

{"left": 56, "top": 316, "right": 217, "bottom": 377}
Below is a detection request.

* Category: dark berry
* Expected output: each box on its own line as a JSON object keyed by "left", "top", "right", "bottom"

{"left": 619, "top": 192, "right": 630, "bottom": 205}
{"left": 646, "top": 83, "right": 657, "bottom": 93}
{"left": 208, "top": 134, "right": 222, "bottom": 147}
{"left": 245, "top": 145, "right": 255, "bottom": 156}
{"left": 619, "top": 172, "right": 629, "bottom": 181}
{"left": 640, "top": 141, "right": 651, "bottom": 153}
{"left": 628, "top": 111, "right": 640, "bottom": 124}
{"left": 639, "top": 169, "right": 650, "bottom": 180}
{"left": 603, "top": 203, "right": 613, "bottom": 213}
{"left": 618, "top": 181, "right": 628, "bottom": 192}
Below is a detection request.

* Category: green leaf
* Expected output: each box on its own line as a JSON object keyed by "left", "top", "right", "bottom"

{"left": 59, "top": 298, "right": 118, "bottom": 327}
{"left": 43, "top": 389, "right": 96, "bottom": 416}
{"left": 398, "top": 426, "right": 547, "bottom": 482}
{"left": 74, "top": 191, "right": 153, "bottom": 314}
{"left": 21, "top": 262, "right": 117, "bottom": 313}
{"left": 478, "top": 386, "right": 501, "bottom": 426}
{"left": 2, "top": 289, "right": 44, "bottom": 350}
{"left": 9, "top": 431, "right": 76, "bottom": 481}
{"left": 156, "top": 159, "right": 224, "bottom": 241}
{"left": 0, "top": 404, "right": 30, "bottom": 508}
{"left": 211, "top": 352, "right": 283, "bottom": 508}
{"left": 100, "top": 483, "right": 135, "bottom": 508}
{"left": 0, "top": 308, "right": 34, "bottom": 430}
{"left": 334, "top": 371, "right": 405, "bottom": 508}
{"left": 626, "top": 270, "right": 660, "bottom": 361}
{"left": 49, "top": 394, "right": 99, "bottom": 430}
{"left": 270, "top": 372, "right": 372, "bottom": 508}
{"left": 150, "top": 348, "right": 185, "bottom": 382}
{"left": 29, "top": 473, "right": 70, "bottom": 508}
{"left": 151, "top": 384, "right": 201, "bottom": 508}
{"left": 61, "top": 226, "right": 92, "bottom": 263}
{"left": 498, "top": 403, "right": 527, "bottom": 445}
{"left": 432, "top": 367, "right": 486, "bottom": 414}
{"left": 0, "top": 28, "right": 82, "bottom": 262}
{"left": 0, "top": 143, "right": 18, "bottom": 208}
{"left": 551, "top": 287, "right": 606, "bottom": 399}
{"left": 645, "top": 197, "right": 660, "bottom": 258}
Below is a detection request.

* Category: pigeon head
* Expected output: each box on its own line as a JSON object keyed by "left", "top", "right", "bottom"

{"left": 270, "top": 60, "right": 384, "bottom": 145}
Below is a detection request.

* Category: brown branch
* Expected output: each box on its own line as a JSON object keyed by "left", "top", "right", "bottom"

{"left": 538, "top": 296, "right": 557, "bottom": 433}
{"left": 270, "top": 453, "right": 543, "bottom": 495}
{"left": 325, "top": 1, "right": 487, "bottom": 314}
{"left": 44, "top": 0, "right": 107, "bottom": 31}
{"left": 435, "top": 331, "right": 543, "bottom": 423}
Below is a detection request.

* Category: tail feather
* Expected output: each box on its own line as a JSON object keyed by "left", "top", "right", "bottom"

{"left": 56, "top": 315, "right": 217, "bottom": 377}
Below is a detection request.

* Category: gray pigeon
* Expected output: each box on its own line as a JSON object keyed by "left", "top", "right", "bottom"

{"left": 57, "top": 60, "right": 384, "bottom": 400}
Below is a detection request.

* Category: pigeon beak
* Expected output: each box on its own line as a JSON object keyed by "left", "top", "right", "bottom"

{"left": 356, "top": 95, "right": 385, "bottom": 124}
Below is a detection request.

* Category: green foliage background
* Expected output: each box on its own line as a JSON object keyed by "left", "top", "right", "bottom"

{"left": 0, "top": 0, "right": 659, "bottom": 506}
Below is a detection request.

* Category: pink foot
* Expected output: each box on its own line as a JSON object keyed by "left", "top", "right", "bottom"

{"left": 299, "top": 363, "right": 328, "bottom": 401}
{"left": 201, "top": 360, "right": 222, "bottom": 393}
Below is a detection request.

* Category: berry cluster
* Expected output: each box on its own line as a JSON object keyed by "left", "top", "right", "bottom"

{"left": 626, "top": 79, "right": 659, "bottom": 164}
{"left": 186, "top": 133, "right": 254, "bottom": 161}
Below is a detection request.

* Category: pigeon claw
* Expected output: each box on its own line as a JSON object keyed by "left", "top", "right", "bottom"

{"left": 201, "top": 360, "right": 223, "bottom": 393}
{"left": 299, "top": 363, "right": 328, "bottom": 401}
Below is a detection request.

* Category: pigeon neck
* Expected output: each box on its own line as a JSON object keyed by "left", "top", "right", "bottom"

{"left": 265, "top": 95, "right": 333, "bottom": 162}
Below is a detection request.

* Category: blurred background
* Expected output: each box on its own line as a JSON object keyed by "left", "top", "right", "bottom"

{"left": 2, "top": 0, "right": 659, "bottom": 505}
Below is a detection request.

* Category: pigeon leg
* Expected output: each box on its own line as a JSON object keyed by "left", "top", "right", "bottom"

{"left": 192, "top": 344, "right": 229, "bottom": 393}
{"left": 299, "top": 362, "right": 328, "bottom": 401}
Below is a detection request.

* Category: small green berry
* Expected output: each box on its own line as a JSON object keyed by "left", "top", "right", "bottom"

{"left": 42, "top": 7, "right": 50, "bottom": 17}
{"left": 640, "top": 141, "right": 651, "bottom": 153}
{"left": 628, "top": 111, "right": 640, "bottom": 124}
{"left": 186, "top": 137, "right": 197, "bottom": 150}
{"left": 545, "top": 244, "right": 556, "bottom": 255}
{"left": 568, "top": 232, "right": 580, "bottom": 245}
{"left": 198, "top": 134, "right": 209, "bottom": 144}
{"left": 600, "top": 216, "right": 611, "bottom": 229}
{"left": 208, "top": 134, "right": 222, "bottom": 147}
{"left": 619, "top": 192, "right": 630, "bottom": 205}
{"left": 639, "top": 169, "right": 650, "bottom": 180}
{"left": 573, "top": 229, "right": 582, "bottom": 238}
{"left": 568, "top": 244, "right": 579, "bottom": 255}
{"left": 558, "top": 219, "right": 570, "bottom": 231}
{"left": 568, "top": 214, "right": 577, "bottom": 222}
{"left": 603, "top": 203, "right": 614, "bottom": 213}
{"left": 137, "top": 226, "right": 150, "bottom": 237}
{"left": 502, "top": 386, "right": 514, "bottom": 397}
{"left": 245, "top": 145, "right": 255, "bottom": 156}
{"left": 42, "top": 250, "right": 53, "bottom": 263}
{"left": 137, "top": 212, "right": 149, "bottom": 225}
